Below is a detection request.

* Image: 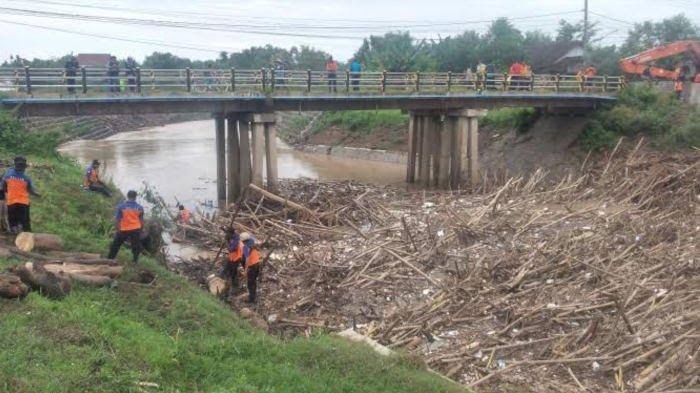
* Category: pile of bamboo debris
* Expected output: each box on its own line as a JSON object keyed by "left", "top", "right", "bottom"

{"left": 180, "top": 144, "right": 698, "bottom": 392}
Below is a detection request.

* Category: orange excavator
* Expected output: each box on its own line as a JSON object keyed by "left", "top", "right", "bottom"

{"left": 619, "top": 40, "right": 700, "bottom": 82}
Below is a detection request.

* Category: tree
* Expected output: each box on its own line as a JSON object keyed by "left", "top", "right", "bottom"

{"left": 429, "top": 30, "right": 481, "bottom": 71}
{"left": 354, "top": 32, "right": 435, "bottom": 72}
{"left": 482, "top": 18, "right": 524, "bottom": 69}
{"left": 294, "top": 46, "right": 329, "bottom": 70}
{"left": 620, "top": 14, "right": 699, "bottom": 56}
{"left": 142, "top": 52, "right": 192, "bottom": 69}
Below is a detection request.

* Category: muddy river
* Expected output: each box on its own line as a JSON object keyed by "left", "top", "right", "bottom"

{"left": 58, "top": 119, "right": 405, "bottom": 210}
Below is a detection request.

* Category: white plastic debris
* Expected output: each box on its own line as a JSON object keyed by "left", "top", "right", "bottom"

{"left": 591, "top": 361, "right": 601, "bottom": 371}
{"left": 546, "top": 279, "right": 554, "bottom": 284}
{"left": 422, "top": 202, "right": 435, "bottom": 208}
{"left": 546, "top": 303, "right": 557, "bottom": 309}
{"left": 437, "top": 229, "right": 445, "bottom": 237}
{"left": 497, "top": 359, "right": 506, "bottom": 369}
{"left": 267, "top": 314, "right": 278, "bottom": 323}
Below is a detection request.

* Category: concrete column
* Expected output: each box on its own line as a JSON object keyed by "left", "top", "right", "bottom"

{"left": 406, "top": 112, "right": 418, "bottom": 183}
{"left": 449, "top": 109, "right": 487, "bottom": 187}
{"left": 449, "top": 117, "right": 461, "bottom": 189}
{"left": 226, "top": 115, "right": 240, "bottom": 203}
{"left": 419, "top": 116, "right": 432, "bottom": 187}
{"left": 416, "top": 115, "right": 424, "bottom": 184}
{"left": 215, "top": 114, "right": 226, "bottom": 202}
{"left": 431, "top": 116, "right": 441, "bottom": 187}
{"left": 438, "top": 117, "right": 452, "bottom": 189}
{"left": 265, "top": 123, "right": 279, "bottom": 192}
{"left": 468, "top": 116, "right": 480, "bottom": 186}
{"left": 251, "top": 122, "right": 265, "bottom": 186}
{"left": 238, "top": 118, "right": 252, "bottom": 190}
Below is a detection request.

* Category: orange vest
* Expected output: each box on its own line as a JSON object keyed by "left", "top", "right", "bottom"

{"left": 229, "top": 241, "right": 243, "bottom": 263}
{"left": 116, "top": 201, "right": 143, "bottom": 231}
{"left": 4, "top": 172, "right": 31, "bottom": 206}
{"left": 245, "top": 248, "right": 261, "bottom": 268}
{"left": 84, "top": 166, "right": 99, "bottom": 187}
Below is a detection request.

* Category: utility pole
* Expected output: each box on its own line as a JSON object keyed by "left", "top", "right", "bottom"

{"left": 583, "top": 0, "right": 589, "bottom": 46}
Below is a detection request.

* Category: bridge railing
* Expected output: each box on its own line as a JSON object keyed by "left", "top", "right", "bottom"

{"left": 0, "top": 67, "right": 625, "bottom": 96}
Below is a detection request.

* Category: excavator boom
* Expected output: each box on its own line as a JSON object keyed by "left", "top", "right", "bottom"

{"left": 619, "top": 40, "right": 700, "bottom": 81}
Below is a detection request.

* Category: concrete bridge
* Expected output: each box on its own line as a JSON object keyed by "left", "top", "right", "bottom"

{"left": 0, "top": 67, "right": 622, "bottom": 201}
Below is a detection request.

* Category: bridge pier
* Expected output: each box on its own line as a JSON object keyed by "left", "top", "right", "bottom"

{"left": 216, "top": 112, "right": 279, "bottom": 205}
{"left": 406, "top": 109, "right": 486, "bottom": 189}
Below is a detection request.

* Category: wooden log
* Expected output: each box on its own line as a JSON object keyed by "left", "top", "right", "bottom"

{"left": 16, "top": 262, "right": 71, "bottom": 299}
{"left": 42, "top": 263, "right": 123, "bottom": 279}
{"left": 247, "top": 184, "right": 316, "bottom": 217}
{"left": 0, "top": 272, "right": 29, "bottom": 299}
{"left": 15, "top": 232, "right": 64, "bottom": 252}
{"left": 68, "top": 273, "right": 113, "bottom": 287}
{"left": 46, "top": 251, "right": 101, "bottom": 260}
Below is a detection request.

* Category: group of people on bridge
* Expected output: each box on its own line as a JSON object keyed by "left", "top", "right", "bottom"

{"left": 64, "top": 55, "right": 139, "bottom": 94}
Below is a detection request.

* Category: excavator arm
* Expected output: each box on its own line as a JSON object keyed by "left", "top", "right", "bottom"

{"left": 619, "top": 40, "right": 700, "bottom": 81}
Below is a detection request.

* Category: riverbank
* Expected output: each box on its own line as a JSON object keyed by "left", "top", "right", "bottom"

{"left": 0, "top": 115, "right": 464, "bottom": 392}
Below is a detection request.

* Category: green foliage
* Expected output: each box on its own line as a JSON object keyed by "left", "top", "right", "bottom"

{"left": 482, "top": 107, "right": 540, "bottom": 133}
{"left": 620, "top": 14, "right": 699, "bottom": 57}
{"left": 313, "top": 110, "right": 408, "bottom": 135}
{"left": 0, "top": 110, "right": 61, "bottom": 155}
{"left": 581, "top": 85, "right": 700, "bottom": 150}
{"left": 0, "top": 120, "right": 463, "bottom": 393}
{"left": 354, "top": 32, "right": 435, "bottom": 72}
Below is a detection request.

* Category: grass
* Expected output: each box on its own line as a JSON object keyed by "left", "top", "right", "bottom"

{"left": 312, "top": 110, "right": 408, "bottom": 135}
{"left": 580, "top": 85, "right": 700, "bottom": 151}
{"left": 0, "top": 114, "right": 466, "bottom": 392}
{"left": 481, "top": 107, "right": 539, "bottom": 134}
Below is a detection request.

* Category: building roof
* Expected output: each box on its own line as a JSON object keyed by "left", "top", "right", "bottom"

{"left": 76, "top": 53, "right": 111, "bottom": 67}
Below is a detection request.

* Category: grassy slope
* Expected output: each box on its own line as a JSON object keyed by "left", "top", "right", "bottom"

{"left": 0, "top": 153, "right": 464, "bottom": 392}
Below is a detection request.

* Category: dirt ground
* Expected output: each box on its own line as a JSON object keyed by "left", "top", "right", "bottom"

{"left": 305, "top": 124, "right": 408, "bottom": 152}
{"left": 173, "top": 144, "right": 699, "bottom": 392}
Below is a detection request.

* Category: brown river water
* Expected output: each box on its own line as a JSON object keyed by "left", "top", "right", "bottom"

{"left": 58, "top": 119, "right": 405, "bottom": 210}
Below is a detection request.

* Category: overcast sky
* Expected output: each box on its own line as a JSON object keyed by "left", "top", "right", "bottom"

{"left": 0, "top": 0, "right": 698, "bottom": 63}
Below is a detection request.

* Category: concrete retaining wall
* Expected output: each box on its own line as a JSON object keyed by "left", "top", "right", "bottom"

{"left": 298, "top": 144, "right": 407, "bottom": 164}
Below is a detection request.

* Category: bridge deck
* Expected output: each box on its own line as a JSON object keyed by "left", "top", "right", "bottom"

{"left": 2, "top": 92, "right": 617, "bottom": 116}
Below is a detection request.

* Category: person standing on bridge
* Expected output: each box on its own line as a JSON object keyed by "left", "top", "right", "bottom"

{"left": 107, "top": 190, "right": 144, "bottom": 263}
{"left": 64, "top": 55, "right": 79, "bottom": 94}
{"left": 326, "top": 56, "right": 339, "bottom": 93}
{"left": 350, "top": 58, "right": 362, "bottom": 91}
{"left": 1, "top": 156, "right": 41, "bottom": 233}
{"left": 83, "top": 159, "right": 111, "bottom": 197}
{"left": 107, "top": 56, "right": 120, "bottom": 94}
{"left": 125, "top": 57, "right": 137, "bottom": 93}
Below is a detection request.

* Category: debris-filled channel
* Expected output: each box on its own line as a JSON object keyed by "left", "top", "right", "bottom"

{"left": 171, "top": 146, "right": 699, "bottom": 392}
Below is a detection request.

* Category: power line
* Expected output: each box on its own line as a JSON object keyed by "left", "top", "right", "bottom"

{"left": 0, "top": 18, "right": 230, "bottom": 53}
{"left": 2, "top": 0, "right": 583, "bottom": 28}
{"left": 589, "top": 11, "right": 635, "bottom": 26}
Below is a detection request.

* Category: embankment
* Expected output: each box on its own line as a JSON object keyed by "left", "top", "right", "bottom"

{"left": 0, "top": 113, "right": 464, "bottom": 393}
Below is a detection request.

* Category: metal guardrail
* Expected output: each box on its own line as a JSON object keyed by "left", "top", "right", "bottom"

{"left": 0, "top": 67, "right": 625, "bottom": 96}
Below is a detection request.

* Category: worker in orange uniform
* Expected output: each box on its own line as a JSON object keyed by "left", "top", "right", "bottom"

{"left": 674, "top": 65, "right": 688, "bottom": 100}
{"left": 84, "top": 159, "right": 111, "bottom": 197}
{"left": 107, "top": 190, "right": 144, "bottom": 263}
{"left": 176, "top": 204, "right": 192, "bottom": 238}
{"left": 240, "top": 232, "right": 261, "bottom": 303}
{"left": 509, "top": 60, "right": 524, "bottom": 90}
{"left": 220, "top": 228, "right": 244, "bottom": 298}
{"left": 1, "top": 156, "right": 40, "bottom": 233}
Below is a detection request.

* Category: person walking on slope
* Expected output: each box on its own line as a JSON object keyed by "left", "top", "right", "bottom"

{"left": 84, "top": 159, "right": 111, "bottom": 197}
{"left": 326, "top": 56, "right": 339, "bottom": 93}
{"left": 240, "top": 232, "right": 262, "bottom": 303}
{"left": 107, "top": 190, "right": 144, "bottom": 263}
{"left": 220, "top": 228, "right": 244, "bottom": 298}
{"left": 1, "top": 156, "right": 40, "bottom": 233}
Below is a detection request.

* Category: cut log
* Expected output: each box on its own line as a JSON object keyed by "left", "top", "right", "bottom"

{"left": 15, "top": 232, "right": 64, "bottom": 252}
{"left": 247, "top": 184, "right": 316, "bottom": 217}
{"left": 42, "top": 263, "right": 123, "bottom": 279}
{"left": 207, "top": 274, "right": 227, "bottom": 296}
{"left": 0, "top": 272, "right": 29, "bottom": 298}
{"left": 16, "top": 262, "right": 71, "bottom": 299}
{"left": 68, "top": 273, "right": 113, "bottom": 287}
{"left": 46, "top": 251, "right": 101, "bottom": 260}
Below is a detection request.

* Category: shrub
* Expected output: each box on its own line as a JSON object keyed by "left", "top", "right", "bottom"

{"left": 0, "top": 110, "right": 61, "bottom": 155}
{"left": 482, "top": 107, "right": 539, "bottom": 134}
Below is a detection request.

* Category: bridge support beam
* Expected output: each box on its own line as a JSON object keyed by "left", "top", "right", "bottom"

{"left": 407, "top": 109, "right": 486, "bottom": 189}
{"left": 215, "top": 114, "right": 226, "bottom": 204}
{"left": 226, "top": 114, "right": 241, "bottom": 203}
